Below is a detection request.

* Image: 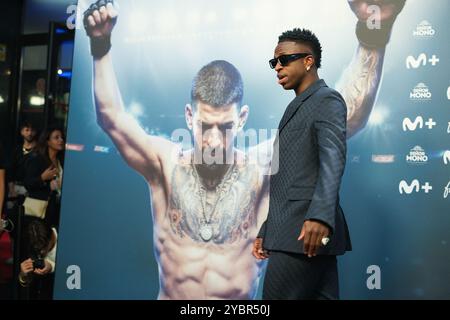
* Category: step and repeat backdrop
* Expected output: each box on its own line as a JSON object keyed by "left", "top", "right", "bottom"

{"left": 54, "top": 0, "right": 449, "bottom": 299}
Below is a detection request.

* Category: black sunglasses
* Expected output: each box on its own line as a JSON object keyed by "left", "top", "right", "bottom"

{"left": 269, "top": 53, "right": 312, "bottom": 69}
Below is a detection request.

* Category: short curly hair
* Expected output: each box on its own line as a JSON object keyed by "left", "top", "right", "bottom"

{"left": 191, "top": 60, "right": 243, "bottom": 109}
{"left": 278, "top": 28, "right": 322, "bottom": 69}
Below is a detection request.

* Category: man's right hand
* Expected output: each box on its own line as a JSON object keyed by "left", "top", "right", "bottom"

{"left": 83, "top": 0, "right": 118, "bottom": 40}
{"left": 252, "top": 238, "right": 269, "bottom": 260}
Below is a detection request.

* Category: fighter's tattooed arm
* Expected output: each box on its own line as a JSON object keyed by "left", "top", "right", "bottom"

{"left": 340, "top": 0, "right": 406, "bottom": 138}
{"left": 335, "top": 46, "right": 385, "bottom": 138}
{"left": 84, "top": 0, "right": 175, "bottom": 183}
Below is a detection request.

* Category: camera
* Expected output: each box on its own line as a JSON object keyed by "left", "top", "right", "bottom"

{"left": 32, "top": 255, "right": 45, "bottom": 270}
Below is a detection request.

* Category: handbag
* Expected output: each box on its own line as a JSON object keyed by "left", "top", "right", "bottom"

{"left": 23, "top": 197, "right": 48, "bottom": 219}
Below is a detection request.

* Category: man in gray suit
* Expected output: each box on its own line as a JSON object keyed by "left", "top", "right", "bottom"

{"left": 253, "top": 28, "right": 351, "bottom": 299}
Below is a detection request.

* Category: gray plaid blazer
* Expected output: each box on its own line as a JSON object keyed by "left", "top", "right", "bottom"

{"left": 258, "top": 79, "right": 351, "bottom": 255}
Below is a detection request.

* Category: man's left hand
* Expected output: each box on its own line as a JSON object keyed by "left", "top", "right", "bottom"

{"left": 298, "top": 220, "right": 330, "bottom": 258}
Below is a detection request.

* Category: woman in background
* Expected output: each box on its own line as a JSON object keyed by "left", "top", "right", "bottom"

{"left": 23, "top": 127, "right": 65, "bottom": 229}
{"left": 19, "top": 218, "right": 58, "bottom": 300}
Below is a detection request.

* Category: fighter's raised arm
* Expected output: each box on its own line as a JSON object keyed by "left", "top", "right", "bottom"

{"left": 337, "top": 0, "right": 406, "bottom": 138}
{"left": 83, "top": 0, "right": 175, "bottom": 183}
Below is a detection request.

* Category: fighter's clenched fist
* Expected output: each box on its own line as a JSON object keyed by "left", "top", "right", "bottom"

{"left": 83, "top": 0, "right": 118, "bottom": 58}
{"left": 348, "top": 0, "right": 406, "bottom": 23}
{"left": 347, "top": 0, "right": 406, "bottom": 48}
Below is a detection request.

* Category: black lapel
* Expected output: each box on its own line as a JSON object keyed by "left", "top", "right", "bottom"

{"left": 278, "top": 79, "right": 327, "bottom": 132}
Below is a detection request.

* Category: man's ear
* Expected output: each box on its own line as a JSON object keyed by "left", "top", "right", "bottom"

{"left": 185, "top": 104, "right": 194, "bottom": 130}
{"left": 238, "top": 105, "right": 249, "bottom": 131}
{"left": 305, "top": 55, "right": 315, "bottom": 71}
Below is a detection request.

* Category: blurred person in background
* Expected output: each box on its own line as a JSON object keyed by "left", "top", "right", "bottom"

{"left": 1, "top": 141, "right": 14, "bottom": 299}
{"left": 6, "top": 122, "right": 38, "bottom": 241}
{"left": 18, "top": 218, "right": 57, "bottom": 300}
{"left": 8, "top": 121, "right": 37, "bottom": 201}
{"left": 23, "top": 127, "right": 64, "bottom": 229}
